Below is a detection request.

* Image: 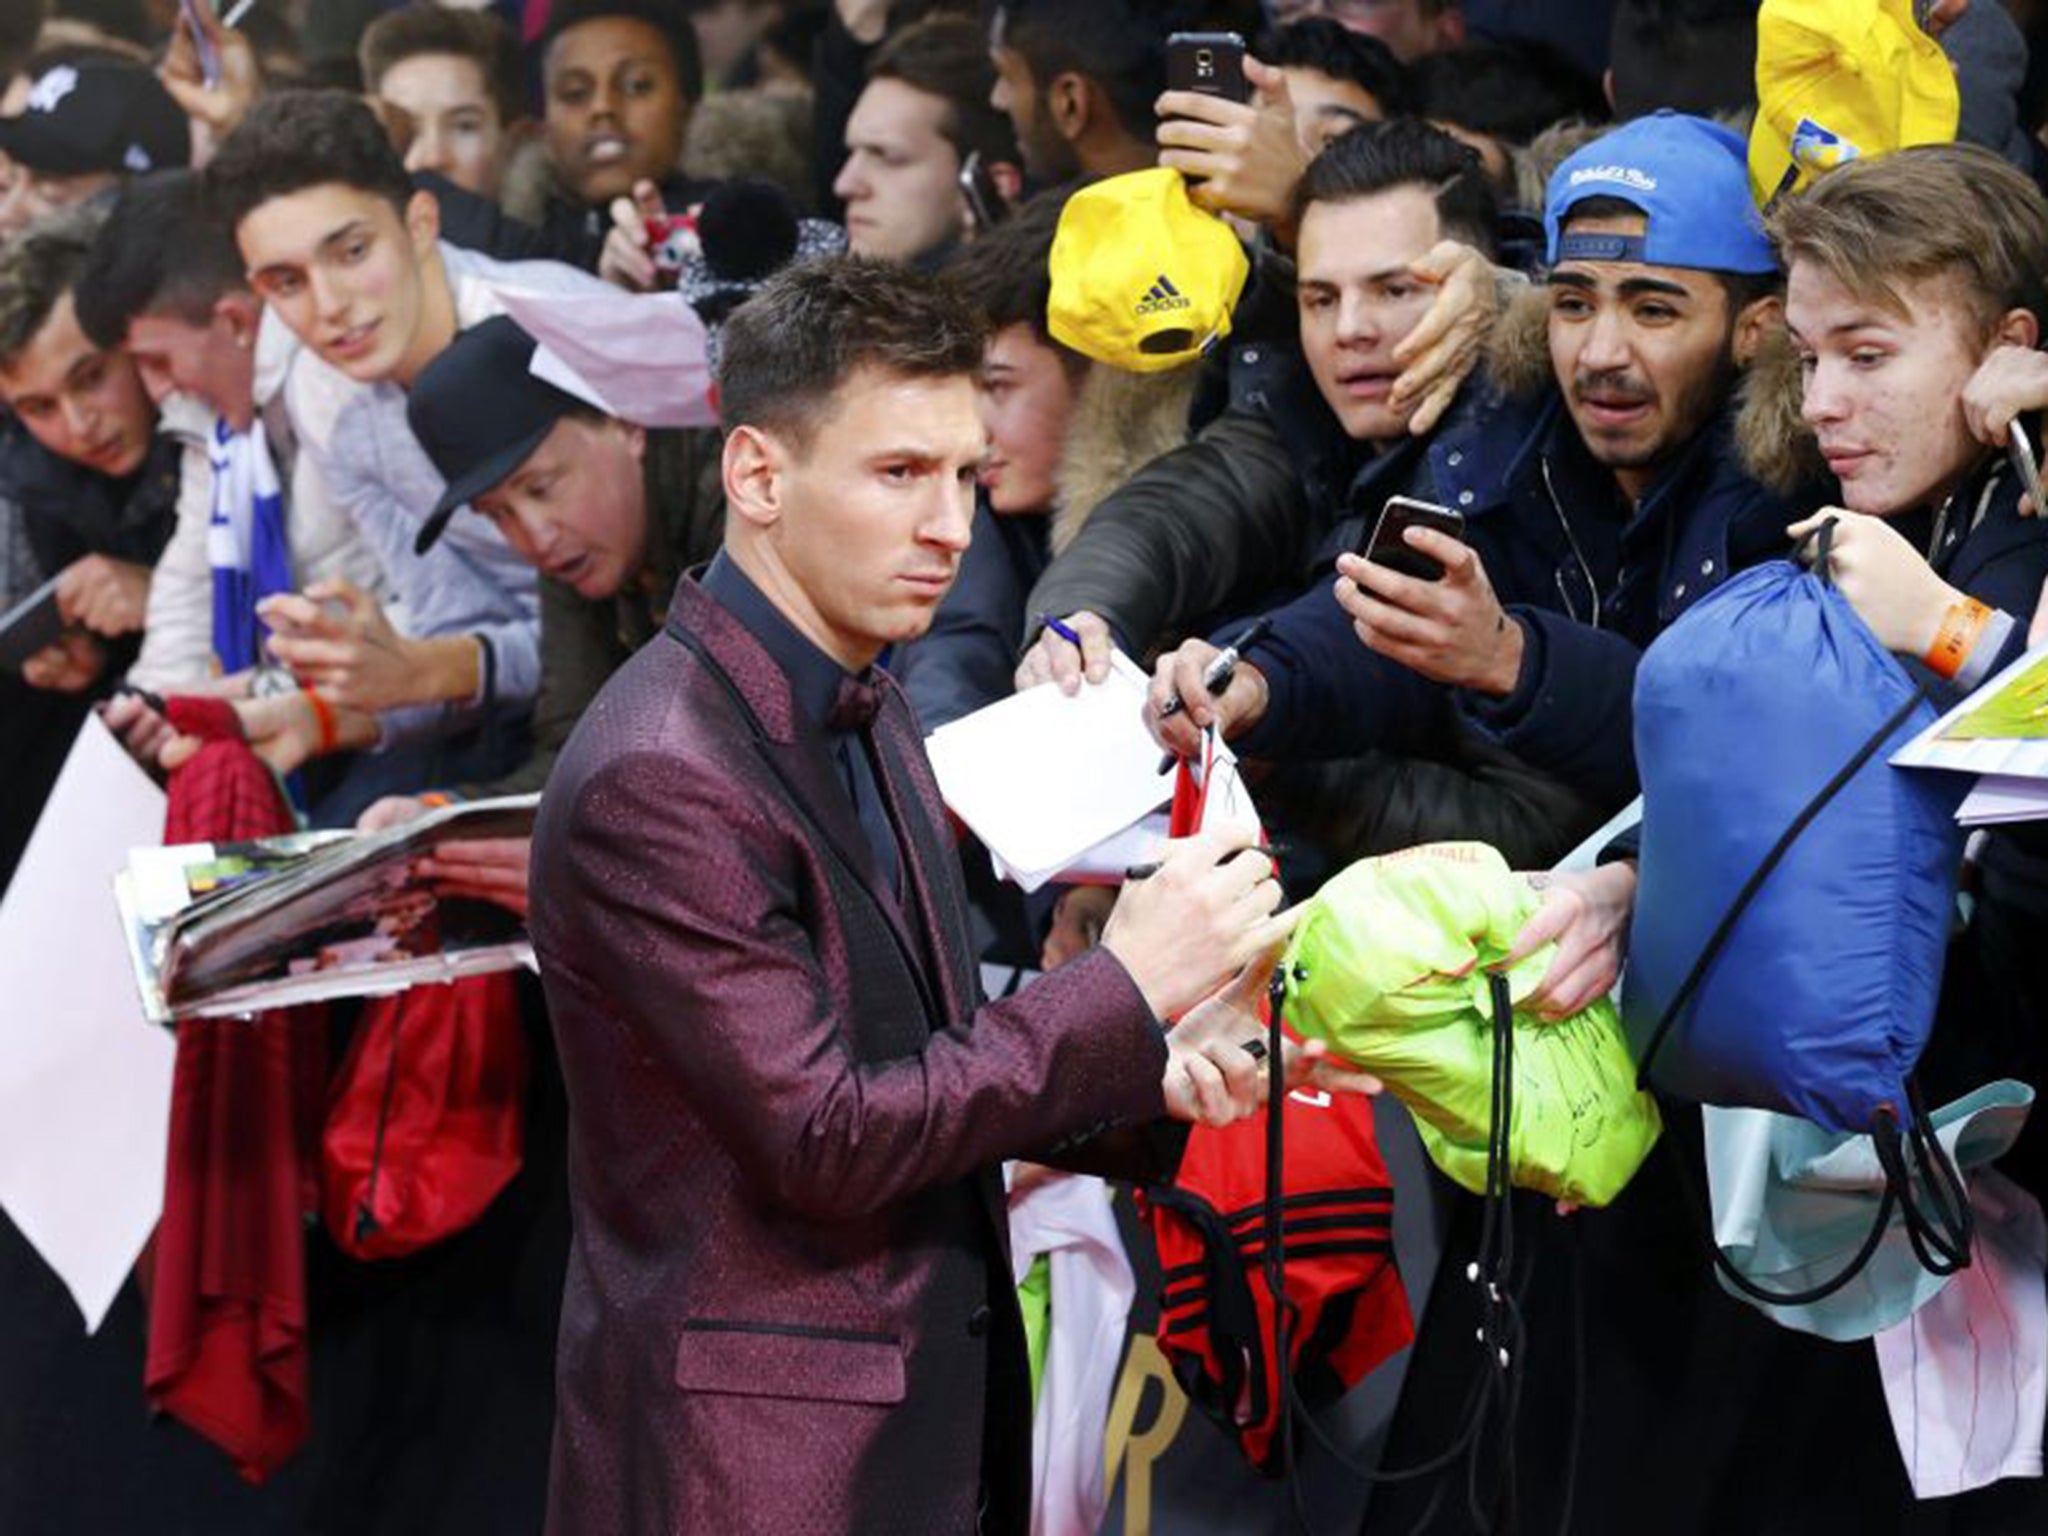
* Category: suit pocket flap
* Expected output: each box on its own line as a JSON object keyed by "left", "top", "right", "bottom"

{"left": 674, "top": 1320, "right": 906, "bottom": 1406}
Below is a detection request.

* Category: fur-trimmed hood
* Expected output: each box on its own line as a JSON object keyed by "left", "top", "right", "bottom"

{"left": 1480, "top": 282, "right": 1820, "bottom": 497}
{"left": 1049, "top": 364, "right": 1201, "bottom": 555}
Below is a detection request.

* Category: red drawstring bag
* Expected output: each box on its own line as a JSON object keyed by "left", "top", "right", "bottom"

{"left": 1140, "top": 747, "right": 1413, "bottom": 1471}
{"left": 322, "top": 971, "right": 528, "bottom": 1260}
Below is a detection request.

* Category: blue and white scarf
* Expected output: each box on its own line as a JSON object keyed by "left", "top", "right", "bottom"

{"left": 206, "top": 416, "right": 293, "bottom": 675}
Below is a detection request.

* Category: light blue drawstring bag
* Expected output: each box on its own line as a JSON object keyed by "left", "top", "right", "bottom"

{"left": 1706, "top": 1081, "right": 2034, "bottom": 1340}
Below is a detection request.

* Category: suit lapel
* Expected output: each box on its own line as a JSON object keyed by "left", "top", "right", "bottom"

{"left": 869, "top": 695, "right": 975, "bottom": 1029}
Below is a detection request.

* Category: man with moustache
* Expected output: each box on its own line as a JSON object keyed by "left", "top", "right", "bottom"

{"left": 1151, "top": 112, "right": 1792, "bottom": 813}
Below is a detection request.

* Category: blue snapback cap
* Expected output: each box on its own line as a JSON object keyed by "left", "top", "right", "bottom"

{"left": 1544, "top": 111, "right": 1778, "bottom": 276}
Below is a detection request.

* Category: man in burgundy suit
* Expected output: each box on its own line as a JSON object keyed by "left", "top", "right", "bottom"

{"left": 529, "top": 258, "right": 1330, "bottom": 1533}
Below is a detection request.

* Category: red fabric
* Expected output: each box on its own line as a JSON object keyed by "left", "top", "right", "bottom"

{"left": 323, "top": 972, "right": 527, "bottom": 1261}
{"left": 1142, "top": 757, "right": 1414, "bottom": 1471}
{"left": 146, "top": 707, "right": 325, "bottom": 1484}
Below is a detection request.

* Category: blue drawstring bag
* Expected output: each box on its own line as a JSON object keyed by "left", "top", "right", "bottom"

{"left": 1623, "top": 541, "right": 1966, "bottom": 1134}
{"left": 1622, "top": 528, "right": 1981, "bottom": 1306}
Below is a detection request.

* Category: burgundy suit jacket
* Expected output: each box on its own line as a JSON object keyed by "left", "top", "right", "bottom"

{"left": 529, "top": 576, "right": 1171, "bottom": 1534}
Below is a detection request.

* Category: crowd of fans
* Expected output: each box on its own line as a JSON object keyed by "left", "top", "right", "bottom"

{"left": 5, "top": 0, "right": 2048, "bottom": 1529}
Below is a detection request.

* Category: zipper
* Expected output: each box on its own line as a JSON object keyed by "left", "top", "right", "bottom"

{"left": 1539, "top": 454, "right": 1602, "bottom": 630}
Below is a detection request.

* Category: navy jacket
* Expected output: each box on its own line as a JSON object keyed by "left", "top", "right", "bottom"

{"left": 1238, "top": 385, "right": 1795, "bottom": 808}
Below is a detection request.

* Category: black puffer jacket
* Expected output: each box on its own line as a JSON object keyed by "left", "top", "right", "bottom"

{"left": 1021, "top": 340, "right": 1607, "bottom": 869}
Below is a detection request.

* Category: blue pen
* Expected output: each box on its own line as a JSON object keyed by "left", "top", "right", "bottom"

{"left": 1039, "top": 613, "right": 1085, "bottom": 649}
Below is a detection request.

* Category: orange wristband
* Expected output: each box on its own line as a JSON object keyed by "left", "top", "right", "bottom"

{"left": 1923, "top": 597, "right": 1993, "bottom": 680}
{"left": 302, "top": 686, "right": 337, "bottom": 755}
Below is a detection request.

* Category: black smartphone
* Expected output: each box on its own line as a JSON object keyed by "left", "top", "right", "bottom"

{"left": 958, "top": 150, "right": 1007, "bottom": 234}
{"left": 1165, "top": 32, "right": 1250, "bottom": 104}
{"left": 1361, "top": 496, "right": 1466, "bottom": 582}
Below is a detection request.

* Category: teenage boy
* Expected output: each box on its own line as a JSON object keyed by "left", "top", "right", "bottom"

{"left": 202, "top": 90, "right": 607, "bottom": 804}
{"left": 75, "top": 170, "right": 386, "bottom": 706}
{"left": 834, "top": 16, "right": 1020, "bottom": 267}
{"left": 0, "top": 205, "right": 177, "bottom": 697}
{"left": 361, "top": 5, "right": 531, "bottom": 204}
{"left": 539, "top": 0, "right": 706, "bottom": 270}
{"left": 1150, "top": 113, "right": 1791, "bottom": 813}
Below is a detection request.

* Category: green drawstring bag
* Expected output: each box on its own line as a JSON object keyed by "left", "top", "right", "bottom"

{"left": 1280, "top": 843, "right": 1661, "bottom": 1207}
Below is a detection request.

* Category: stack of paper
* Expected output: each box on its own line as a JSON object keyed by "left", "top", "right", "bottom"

{"left": 1893, "top": 637, "right": 2048, "bottom": 824}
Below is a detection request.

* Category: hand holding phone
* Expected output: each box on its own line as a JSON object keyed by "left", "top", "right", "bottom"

{"left": 1361, "top": 496, "right": 1467, "bottom": 583}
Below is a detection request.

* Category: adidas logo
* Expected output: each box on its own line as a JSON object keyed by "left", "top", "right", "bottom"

{"left": 1134, "top": 273, "right": 1192, "bottom": 316}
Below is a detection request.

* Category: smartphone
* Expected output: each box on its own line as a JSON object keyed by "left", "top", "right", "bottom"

{"left": 959, "top": 151, "right": 1008, "bottom": 235}
{"left": 1165, "top": 32, "right": 1250, "bottom": 104}
{"left": 1361, "top": 496, "right": 1466, "bottom": 582}
{"left": 2008, "top": 419, "right": 2046, "bottom": 516}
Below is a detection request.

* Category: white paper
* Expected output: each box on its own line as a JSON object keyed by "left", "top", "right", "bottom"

{"left": 926, "top": 654, "right": 1176, "bottom": 888}
{"left": 1957, "top": 774, "right": 2048, "bottom": 826}
{"left": 497, "top": 286, "right": 718, "bottom": 429}
{"left": 0, "top": 717, "right": 173, "bottom": 1331}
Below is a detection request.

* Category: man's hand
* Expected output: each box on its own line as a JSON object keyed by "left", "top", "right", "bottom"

{"left": 598, "top": 180, "right": 671, "bottom": 291}
{"left": 1042, "top": 884, "right": 1116, "bottom": 970}
{"left": 1502, "top": 862, "right": 1639, "bottom": 1020}
{"left": 161, "top": 689, "right": 375, "bottom": 775}
{"left": 1162, "top": 949, "right": 1381, "bottom": 1126}
{"left": 1145, "top": 638, "right": 1268, "bottom": 760}
{"left": 1963, "top": 344, "right": 2048, "bottom": 514}
{"left": 1388, "top": 242, "right": 1498, "bottom": 435}
{"left": 100, "top": 690, "right": 179, "bottom": 770}
{"left": 358, "top": 794, "right": 434, "bottom": 834}
{"left": 259, "top": 580, "right": 463, "bottom": 714}
{"left": 1014, "top": 610, "right": 1114, "bottom": 695}
{"left": 56, "top": 555, "right": 151, "bottom": 637}
{"left": 21, "top": 630, "right": 105, "bottom": 692}
{"left": 159, "top": 0, "right": 262, "bottom": 151}
{"left": 417, "top": 837, "right": 532, "bottom": 918}
{"left": 1100, "top": 826, "right": 1295, "bottom": 1022}
{"left": 1788, "top": 509, "right": 1962, "bottom": 656}
{"left": 1155, "top": 59, "right": 1308, "bottom": 234}
{"left": 1333, "top": 539, "right": 1523, "bottom": 695}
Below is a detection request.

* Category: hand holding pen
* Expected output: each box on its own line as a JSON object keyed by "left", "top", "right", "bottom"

{"left": 1016, "top": 611, "right": 1116, "bottom": 695}
{"left": 1147, "top": 620, "right": 1274, "bottom": 763}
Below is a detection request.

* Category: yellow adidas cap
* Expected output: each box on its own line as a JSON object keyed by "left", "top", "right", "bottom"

{"left": 1046, "top": 168, "right": 1250, "bottom": 374}
{"left": 1748, "top": 0, "right": 1959, "bottom": 207}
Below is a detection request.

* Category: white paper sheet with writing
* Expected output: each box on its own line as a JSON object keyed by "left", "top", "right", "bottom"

{"left": 925, "top": 654, "right": 1177, "bottom": 893}
{"left": 0, "top": 717, "right": 173, "bottom": 1331}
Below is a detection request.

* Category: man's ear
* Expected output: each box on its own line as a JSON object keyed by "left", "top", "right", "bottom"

{"left": 722, "top": 423, "right": 784, "bottom": 531}
{"left": 215, "top": 289, "right": 264, "bottom": 350}
{"left": 1046, "top": 71, "right": 1090, "bottom": 144}
{"left": 1732, "top": 292, "right": 1785, "bottom": 368}
{"left": 403, "top": 188, "right": 442, "bottom": 259}
{"left": 1994, "top": 306, "right": 2042, "bottom": 352}
{"left": 620, "top": 419, "right": 647, "bottom": 465}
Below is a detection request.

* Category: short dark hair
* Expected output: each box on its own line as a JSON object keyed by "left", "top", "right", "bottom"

{"left": 542, "top": 0, "right": 705, "bottom": 105}
{"left": 74, "top": 171, "right": 248, "bottom": 349}
{"left": 1608, "top": 0, "right": 1755, "bottom": 121}
{"left": 206, "top": 90, "right": 415, "bottom": 236}
{"left": 1293, "top": 118, "right": 1498, "bottom": 258}
{"left": 944, "top": 187, "right": 1075, "bottom": 357}
{"left": 996, "top": 0, "right": 1263, "bottom": 147}
{"left": 868, "top": 15, "right": 1019, "bottom": 167}
{"left": 1412, "top": 40, "right": 1606, "bottom": 147}
{"left": 718, "top": 256, "right": 989, "bottom": 450}
{"left": 1259, "top": 18, "right": 1413, "bottom": 119}
{"left": 0, "top": 205, "right": 103, "bottom": 370}
{"left": 361, "top": 5, "right": 529, "bottom": 124}
{"left": 0, "top": 0, "right": 47, "bottom": 79}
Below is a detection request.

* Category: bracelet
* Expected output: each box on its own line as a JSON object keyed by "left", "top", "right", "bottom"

{"left": 1923, "top": 597, "right": 1993, "bottom": 680}
{"left": 302, "top": 686, "right": 338, "bottom": 755}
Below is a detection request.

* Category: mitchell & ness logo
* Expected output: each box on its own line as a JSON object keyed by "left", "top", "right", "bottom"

{"left": 1134, "top": 274, "right": 1192, "bottom": 316}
